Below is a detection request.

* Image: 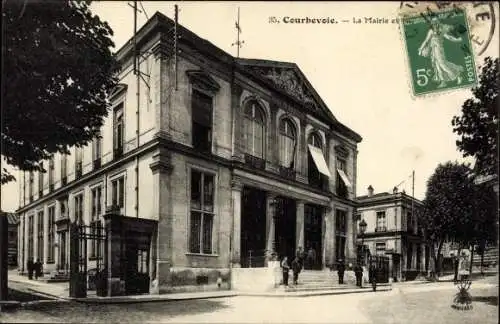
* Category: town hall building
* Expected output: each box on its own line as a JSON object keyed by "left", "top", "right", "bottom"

{"left": 16, "top": 11, "right": 362, "bottom": 295}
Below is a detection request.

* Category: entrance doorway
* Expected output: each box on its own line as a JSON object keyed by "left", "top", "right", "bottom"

{"left": 304, "top": 204, "right": 323, "bottom": 270}
{"left": 275, "top": 196, "right": 296, "bottom": 262}
{"left": 241, "top": 187, "right": 267, "bottom": 267}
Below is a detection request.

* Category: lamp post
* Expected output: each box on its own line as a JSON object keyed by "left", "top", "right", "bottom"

{"left": 359, "top": 219, "right": 367, "bottom": 266}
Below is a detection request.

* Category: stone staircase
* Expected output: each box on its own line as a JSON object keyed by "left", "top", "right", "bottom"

{"left": 284, "top": 270, "right": 357, "bottom": 292}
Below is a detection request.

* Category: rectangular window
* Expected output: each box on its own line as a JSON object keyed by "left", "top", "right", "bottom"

{"left": 335, "top": 209, "right": 347, "bottom": 234}
{"left": 92, "top": 131, "right": 102, "bottom": 169}
{"left": 29, "top": 172, "right": 34, "bottom": 201}
{"left": 189, "top": 170, "right": 215, "bottom": 254}
{"left": 75, "top": 148, "right": 83, "bottom": 178}
{"left": 336, "top": 157, "right": 348, "bottom": 198}
{"left": 61, "top": 155, "right": 68, "bottom": 184}
{"left": 48, "top": 158, "right": 55, "bottom": 190}
{"left": 376, "top": 211, "right": 386, "bottom": 231}
{"left": 113, "top": 104, "right": 124, "bottom": 157}
{"left": 111, "top": 177, "right": 125, "bottom": 208}
{"left": 48, "top": 206, "right": 55, "bottom": 262}
{"left": 74, "top": 194, "right": 84, "bottom": 224}
{"left": 38, "top": 163, "right": 44, "bottom": 196}
{"left": 191, "top": 90, "right": 213, "bottom": 153}
{"left": 37, "top": 210, "right": 44, "bottom": 261}
{"left": 407, "top": 211, "right": 413, "bottom": 232}
{"left": 28, "top": 215, "right": 34, "bottom": 259}
{"left": 90, "top": 186, "right": 102, "bottom": 258}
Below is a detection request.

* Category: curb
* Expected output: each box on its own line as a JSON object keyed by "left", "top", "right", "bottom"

{"left": 239, "top": 286, "right": 392, "bottom": 298}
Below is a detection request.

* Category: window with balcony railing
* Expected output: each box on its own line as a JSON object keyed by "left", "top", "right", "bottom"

{"left": 307, "top": 132, "right": 326, "bottom": 190}
{"left": 244, "top": 154, "right": 266, "bottom": 170}
{"left": 243, "top": 101, "right": 266, "bottom": 160}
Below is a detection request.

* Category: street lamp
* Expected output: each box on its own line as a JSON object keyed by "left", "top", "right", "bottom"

{"left": 359, "top": 219, "right": 367, "bottom": 266}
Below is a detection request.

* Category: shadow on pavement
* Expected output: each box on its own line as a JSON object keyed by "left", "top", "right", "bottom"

{"left": 471, "top": 295, "right": 498, "bottom": 307}
{"left": 7, "top": 288, "right": 51, "bottom": 302}
{"left": 4, "top": 298, "right": 231, "bottom": 322}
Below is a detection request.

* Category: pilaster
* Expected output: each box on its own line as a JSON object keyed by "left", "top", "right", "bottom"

{"left": 265, "top": 192, "right": 278, "bottom": 262}
{"left": 232, "top": 83, "right": 245, "bottom": 162}
{"left": 296, "top": 200, "right": 305, "bottom": 251}
{"left": 325, "top": 203, "right": 335, "bottom": 267}
{"left": 152, "top": 41, "right": 172, "bottom": 139}
{"left": 43, "top": 204, "right": 49, "bottom": 266}
{"left": 346, "top": 208, "right": 354, "bottom": 260}
{"left": 299, "top": 118, "right": 307, "bottom": 178}
{"left": 149, "top": 148, "right": 173, "bottom": 292}
{"left": 231, "top": 177, "right": 243, "bottom": 267}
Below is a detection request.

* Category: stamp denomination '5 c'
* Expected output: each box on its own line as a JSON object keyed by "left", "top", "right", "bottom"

{"left": 401, "top": 8, "right": 477, "bottom": 96}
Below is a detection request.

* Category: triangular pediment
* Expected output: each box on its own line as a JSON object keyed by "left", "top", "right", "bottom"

{"left": 237, "top": 59, "right": 337, "bottom": 123}
{"left": 186, "top": 70, "right": 221, "bottom": 92}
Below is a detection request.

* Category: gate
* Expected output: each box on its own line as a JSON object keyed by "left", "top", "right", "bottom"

{"left": 69, "top": 222, "right": 107, "bottom": 298}
{"left": 369, "top": 255, "right": 390, "bottom": 283}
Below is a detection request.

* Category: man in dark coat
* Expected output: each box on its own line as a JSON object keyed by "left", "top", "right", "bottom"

{"left": 34, "top": 259, "right": 42, "bottom": 279}
{"left": 27, "top": 257, "right": 34, "bottom": 280}
{"left": 337, "top": 259, "right": 346, "bottom": 284}
{"left": 291, "top": 257, "right": 301, "bottom": 285}
{"left": 354, "top": 262, "right": 363, "bottom": 287}
{"left": 281, "top": 257, "right": 290, "bottom": 286}
{"left": 369, "top": 262, "right": 377, "bottom": 291}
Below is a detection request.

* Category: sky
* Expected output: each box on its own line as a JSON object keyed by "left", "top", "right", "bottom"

{"left": 1, "top": 1, "right": 498, "bottom": 211}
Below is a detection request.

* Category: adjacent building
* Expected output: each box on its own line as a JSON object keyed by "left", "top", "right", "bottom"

{"left": 16, "top": 11, "right": 362, "bottom": 295}
{"left": 1, "top": 212, "right": 19, "bottom": 267}
{"left": 356, "top": 186, "right": 429, "bottom": 281}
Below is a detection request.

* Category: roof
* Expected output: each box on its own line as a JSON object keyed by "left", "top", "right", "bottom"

{"left": 356, "top": 191, "right": 423, "bottom": 207}
{"left": 114, "top": 11, "right": 362, "bottom": 143}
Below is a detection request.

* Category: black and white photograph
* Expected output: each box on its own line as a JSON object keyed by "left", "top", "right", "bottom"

{"left": 1, "top": 1, "right": 498, "bottom": 323}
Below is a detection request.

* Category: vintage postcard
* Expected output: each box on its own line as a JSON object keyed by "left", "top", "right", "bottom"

{"left": 1, "top": 1, "right": 498, "bottom": 323}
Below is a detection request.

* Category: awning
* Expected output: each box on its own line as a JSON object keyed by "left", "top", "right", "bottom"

{"left": 308, "top": 144, "right": 332, "bottom": 178}
{"left": 337, "top": 169, "right": 352, "bottom": 189}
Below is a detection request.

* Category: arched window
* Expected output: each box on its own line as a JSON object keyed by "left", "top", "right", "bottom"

{"left": 308, "top": 132, "right": 322, "bottom": 150}
{"left": 244, "top": 101, "right": 266, "bottom": 158}
{"left": 279, "top": 118, "right": 297, "bottom": 168}
{"left": 308, "top": 132, "right": 323, "bottom": 188}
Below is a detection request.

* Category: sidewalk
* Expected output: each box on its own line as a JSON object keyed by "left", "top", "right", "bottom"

{"left": 8, "top": 270, "right": 391, "bottom": 304}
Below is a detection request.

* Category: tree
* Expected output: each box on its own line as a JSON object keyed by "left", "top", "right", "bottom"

{"left": 452, "top": 57, "right": 499, "bottom": 177}
{"left": 470, "top": 183, "right": 497, "bottom": 274}
{"left": 2, "top": 0, "right": 118, "bottom": 184}
{"left": 419, "top": 162, "right": 476, "bottom": 279}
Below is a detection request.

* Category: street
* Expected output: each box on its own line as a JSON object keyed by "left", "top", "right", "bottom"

{"left": 1, "top": 280, "right": 498, "bottom": 324}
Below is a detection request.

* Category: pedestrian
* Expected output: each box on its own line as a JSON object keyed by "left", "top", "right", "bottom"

{"left": 291, "top": 256, "right": 301, "bottom": 285}
{"left": 34, "top": 259, "right": 42, "bottom": 279}
{"left": 337, "top": 259, "right": 346, "bottom": 284}
{"left": 281, "top": 256, "right": 290, "bottom": 286}
{"left": 354, "top": 262, "right": 363, "bottom": 287}
{"left": 27, "top": 257, "right": 34, "bottom": 280}
{"left": 306, "top": 246, "right": 316, "bottom": 270}
{"left": 296, "top": 246, "right": 304, "bottom": 270}
{"left": 369, "top": 262, "right": 377, "bottom": 291}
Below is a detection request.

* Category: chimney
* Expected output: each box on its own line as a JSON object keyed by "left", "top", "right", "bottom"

{"left": 393, "top": 186, "right": 398, "bottom": 194}
{"left": 367, "top": 185, "right": 374, "bottom": 197}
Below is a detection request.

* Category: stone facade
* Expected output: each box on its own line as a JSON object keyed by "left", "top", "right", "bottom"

{"left": 16, "top": 12, "right": 362, "bottom": 294}
{"left": 356, "top": 187, "right": 429, "bottom": 282}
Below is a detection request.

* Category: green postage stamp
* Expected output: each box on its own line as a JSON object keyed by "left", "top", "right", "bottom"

{"left": 401, "top": 8, "right": 477, "bottom": 96}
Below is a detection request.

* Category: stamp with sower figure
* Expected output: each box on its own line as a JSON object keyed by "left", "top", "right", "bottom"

{"left": 401, "top": 7, "right": 477, "bottom": 96}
